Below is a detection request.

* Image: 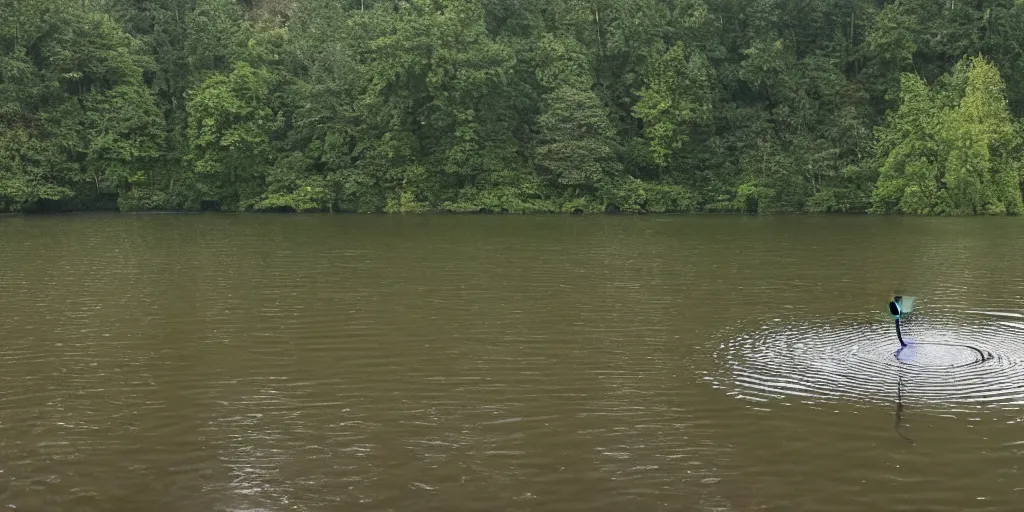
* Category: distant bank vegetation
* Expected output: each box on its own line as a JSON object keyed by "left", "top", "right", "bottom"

{"left": 2, "top": 0, "right": 1024, "bottom": 215}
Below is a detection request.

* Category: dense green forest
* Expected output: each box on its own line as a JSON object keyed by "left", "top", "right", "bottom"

{"left": 2, "top": 0, "right": 1024, "bottom": 214}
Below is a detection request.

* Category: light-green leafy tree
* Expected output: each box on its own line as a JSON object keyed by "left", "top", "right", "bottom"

{"left": 871, "top": 56, "right": 1023, "bottom": 215}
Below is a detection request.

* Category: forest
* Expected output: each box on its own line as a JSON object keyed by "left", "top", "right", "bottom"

{"left": 2, "top": 0, "right": 1024, "bottom": 215}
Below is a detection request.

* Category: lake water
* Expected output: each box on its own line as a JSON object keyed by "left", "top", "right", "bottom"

{"left": 2, "top": 213, "right": 1024, "bottom": 511}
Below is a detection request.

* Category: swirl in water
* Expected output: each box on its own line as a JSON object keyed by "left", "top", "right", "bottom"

{"left": 891, "top": 297, "right": 990, "bottom": 366}
{"left": 892, "top": 321, "right": 990, "bottom": 366}
{"left": 717, "top": 308, "right": 1024, "bottom": 410}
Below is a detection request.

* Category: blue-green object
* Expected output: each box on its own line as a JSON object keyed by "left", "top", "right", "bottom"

{"left": 888, "top": 295, "right": 916, "bottom": 349}
{"left": 888, "top": 295, "right": 915, "bottom": 319}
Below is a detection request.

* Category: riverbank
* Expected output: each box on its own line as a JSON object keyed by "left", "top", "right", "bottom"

{"left": 2, "top": 197, "right": 870, "bottom": 216}
{"left": 7, "top": 205, "right": 1016, "bottom": 217}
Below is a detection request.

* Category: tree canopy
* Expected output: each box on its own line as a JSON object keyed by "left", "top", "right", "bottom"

{"left": 2, "top": 0, "right": 1023, "bottom": 214}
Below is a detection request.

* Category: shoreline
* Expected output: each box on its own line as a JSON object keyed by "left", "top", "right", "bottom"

{"left": 3, "top": 209, "right": 1020, "bottom": 218}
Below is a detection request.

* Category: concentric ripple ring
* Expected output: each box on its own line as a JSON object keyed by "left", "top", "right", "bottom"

{"left": 716, "top": 315, "right": 1024, "bottom": 408}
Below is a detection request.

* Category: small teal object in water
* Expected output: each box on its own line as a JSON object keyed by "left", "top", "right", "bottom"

{"left": 888, "top": 295, "right": 916, "bottom": 351}
{"left": 888, "top": 300, "right": 901, "bottom": 318}
{"left": 888, "top": 295, "right": 915, "bottom": 319}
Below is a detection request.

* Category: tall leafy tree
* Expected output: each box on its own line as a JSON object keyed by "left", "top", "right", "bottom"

{"left": 533, "top": 33, "right": 622, "bottom": 211}
{"left": 871, "top": 56, "right": 1023, "bottom": 215}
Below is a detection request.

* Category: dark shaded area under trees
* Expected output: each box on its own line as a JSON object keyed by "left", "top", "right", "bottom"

{"left": 2, "top": 0, "right": 1024, "bottom": 215}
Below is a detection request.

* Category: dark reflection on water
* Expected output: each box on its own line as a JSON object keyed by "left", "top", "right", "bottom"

{"left": 1, "top": 214, "right": 1024, "bottom": 511}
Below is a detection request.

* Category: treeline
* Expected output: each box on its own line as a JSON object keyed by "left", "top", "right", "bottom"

{"left": 2, "top": 0, "right": 1024, "bottom": 214}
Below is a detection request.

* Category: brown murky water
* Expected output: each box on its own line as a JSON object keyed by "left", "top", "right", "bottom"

{"left": 2, "top": 214, "right": 1024, "bottom": 511}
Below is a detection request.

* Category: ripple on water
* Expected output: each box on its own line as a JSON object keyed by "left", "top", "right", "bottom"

{"left": 717, "top": 313, "right": 1024, "bottom": 409}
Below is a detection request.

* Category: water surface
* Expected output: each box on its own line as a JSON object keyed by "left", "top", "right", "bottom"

{"left": 2, "top": 214, "right": 1024, "bottom": 511}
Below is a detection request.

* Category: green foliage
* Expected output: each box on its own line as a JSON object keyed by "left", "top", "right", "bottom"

{"left": 871, "top": 56, "right": 1023, "bottom": 215}
{"left": 186, "top": 61, "right": 284, "bottom": 210}
{"left": 599, "top": 176, "right": 696, "bottom": 213}
{"left": 441, "top": 169, "right": 553, "bottom": 213}
{"left": 0, "top": 2, "right": 164, "bottom": 210}
{"left": 534, "top": 84, "right": 622, "bottom": 189}
{"left": 3, "top": 0, "right": 1024, "bottom": 215}
{"left": 633, "top": 41, "right": 715, "bottom": 169}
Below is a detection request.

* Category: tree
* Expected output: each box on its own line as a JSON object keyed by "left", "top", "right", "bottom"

{"left": 871, "top": 56, "right": 1023, "bottom": 215}
{"left": 533, "top": 34, "right": 621, "bottom": 210}
{"left": 186, "top": 61, "right": 283, "bottom": 210}
{"left": 0, "top": 2, "right": 163, "bottom": 211}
